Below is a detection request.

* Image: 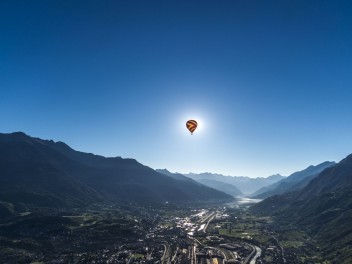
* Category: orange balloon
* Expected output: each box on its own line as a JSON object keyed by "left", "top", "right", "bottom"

{"left": 186, "top": 120, "right": 198, "bottom": 135}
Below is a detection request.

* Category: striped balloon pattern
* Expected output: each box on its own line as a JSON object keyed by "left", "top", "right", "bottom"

{"left": 186, "top": 120, "right": 198, "bottom": 135}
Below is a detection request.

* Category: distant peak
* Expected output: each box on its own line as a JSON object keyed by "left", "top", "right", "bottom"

{"left": 265, "top": 174, "right": 285, "bottom": 180}
{"left": 158, "top": 168, "right": 170, "bottom": 172}
{"left": 320, "top": 161, "right": 336, "bottom": 165}
{"left": 156, "top": 169, "right": 172, "bottom": 174}
{"left": 55, "top": 141, "right": 71, "bottom": 148}
{"left": 308, "top": 161, "right": 335, "bottom": 168}
{"left": 12, "top": 131, "right": 28, "bottom": 136}
{"left": 0, "top": 131, "right": 31, "bottom": 142}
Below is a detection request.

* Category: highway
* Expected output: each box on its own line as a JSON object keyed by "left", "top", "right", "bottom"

{"left": 161, "top": 244, "right": 170, "bottom": 264}
{"left": 203, "top": 214, "right": 216, "bottom": 233}
{"left": 250, "top": 246, "right": 262, "bottom": 264}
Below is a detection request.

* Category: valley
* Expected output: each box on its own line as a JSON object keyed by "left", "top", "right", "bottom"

{"left": 0, "top": 201, "right": 326, "bottom": 264}
{"left": 0, "top": 133, "right": 351, "bottom": 263}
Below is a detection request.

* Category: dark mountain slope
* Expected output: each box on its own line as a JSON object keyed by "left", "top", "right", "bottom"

{"left": 252, "top": 154, "right": 352, "bottom": 263}
{"left": 44, "top": 144, "right": 233, "bottom": 203}
{"left": 297, "top": 155, "right": 352, "bottom": 200}
{"left": 253, "top": 155, "right": 352, "bottom": 217}
{"left": 0, "top": 133, "right": 102, "bottom": 207}
{"left": 0, "top": 132, "right": 232, "bottom": 212}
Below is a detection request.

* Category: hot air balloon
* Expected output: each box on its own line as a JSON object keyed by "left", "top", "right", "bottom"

{"left": 186, "top": 120, "right": 198, "bottom": 135}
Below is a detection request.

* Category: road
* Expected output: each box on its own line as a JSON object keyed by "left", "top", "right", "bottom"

{"left": 161, "top": 244, "right": 170, "bottom": 264}
{"left": 250, "top": 246, "right": 262, "bottom": 264}
{"left": 203, "top": 214, "right": 216, "bottom": 233}
{"left": 243, "top": 243, "right": 256, "bottom": 264}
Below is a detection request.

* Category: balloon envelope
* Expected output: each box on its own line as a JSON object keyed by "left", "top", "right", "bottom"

{"left": 186, "top": 120, "right": 198, "bottom": 134}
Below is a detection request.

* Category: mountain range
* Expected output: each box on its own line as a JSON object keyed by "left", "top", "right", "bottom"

{"left": 0, "top": 132, "right": 232, "bottom": 218}
{"left": 184, "top": 172, "right": 285, "bottom": 195}
{"left": 252, "top": 154, "right": 352, "bottom": 263}
{"left": 251, "top": 161, "right": 336, "bottom": 199}
{"left": 157, "top": 169, "right": 243, "bottom": 197}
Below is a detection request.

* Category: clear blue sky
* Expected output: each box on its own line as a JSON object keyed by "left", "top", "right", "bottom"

{"left": 1, "top": 1, "right": 352, "bottom": 177}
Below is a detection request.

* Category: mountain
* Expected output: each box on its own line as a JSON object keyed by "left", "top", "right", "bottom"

{"left": 196, "top": 179, "right": 243, "bottom": 197}
{"left": 251, "top": 161, "right": 336, "bottom": 199}
{"left": 157, "top": 170, "right": 243, "bottom": 197}
{"left": 0, "top": 132, "right": 232, "bottom": 215}
{"left": 252, "top": 154, "right": 352, "bottom": 263}
{"left": 156, "top": 169, "right": 196, "bottom": 182}
{"left": 184, "top": 172, "right": 285, "bottom": 195}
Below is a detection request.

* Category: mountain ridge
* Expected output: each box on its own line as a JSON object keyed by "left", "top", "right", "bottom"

{"left": 157, "top": 169, "right": 243, "bottom": 197}
{"left": 0, "top": 132, "right": 233, "bottom": 217}
{"left": 251, "top": 161, "right": 336, "bottom": 199}
{"left": 251, "top": 153, "right": 352, "bottom": 263}
{"left": 184, "top": 172, "right": 285, "bottom": 195}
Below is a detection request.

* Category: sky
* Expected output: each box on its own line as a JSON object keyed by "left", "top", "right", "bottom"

{"left": 1, "top": 1, "right": 352, "bottom": 177}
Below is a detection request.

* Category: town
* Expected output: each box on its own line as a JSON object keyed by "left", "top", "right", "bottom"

{"left": 0, "top": 202, "right": 323, "bottom": 263}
